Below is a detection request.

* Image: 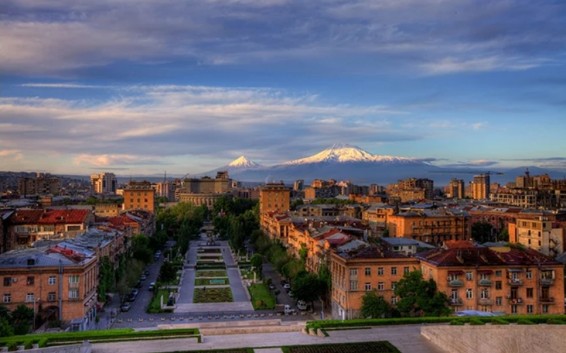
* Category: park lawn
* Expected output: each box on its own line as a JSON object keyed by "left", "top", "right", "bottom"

{"left": 193, "top": 287, "right": 233, "bottom": 303}
{"left": 196, "top": 270, "right": 227, "bottom": 277}
{"left": 248, "top": 283, "right": 275, "bottom": 310}
{"left": 147, "top": 289, "right": 172, "bottom": 313}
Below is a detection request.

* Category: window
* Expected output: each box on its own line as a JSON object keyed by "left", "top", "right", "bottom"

{"left": 466, "top": 272, "right": 473, "bottom": 281}
{"left": 466, "top": 288, "right": 473, "bottom": 299}
{"left": 495, "top": 297, "right": 502, "bottom": 306}
{"left": 26, "top": 293, "right": 34, "bottom": 303}
{"left": 27, "top": 276, "right": 34, "bottom": 286}
{"left": 511, "top": 305, "right": 517, "bottom": 314}
{"left": 391, "top": 297, "right": 397, "bottom": 305}
{"left": 480, "top": 288, "right": 489, "bottom": 299}
{"left": 495, "top": 281, "right": 502, "bottom": 290}
{"left": 68, "top": 275, "right": 79, "bottom": 284}
{"left": 48, "top": 276, "right": 56, "bottom": 285}
{"left": 377, "top": 282, "right": 384, "bottom": 291}
{"left": 495, "top": 270, "right": 502, "bottom": 277}
{"left": 527, "top": 305, "right": 533, "bottom": 313}
{"left": 403, "top": 267, "right": 410, "bottom": 274}
{"left": 349, "top": 269, "right": 358, "bottom": 279}
{"left": 69, "top": 289, "right": 79, "bottom": 300}
{"left": 3, "top": 293, "right": 11, "bottom": 303}
{"left": 526, "top": 271, "right": 532, "bottom": 279}
{"left": 526, "top": 288, "right": 533, "bottom": 298}
{"left": 391, "top": 267, "right": 397, "bottom": 275}
{"left": 349, "top": 280, "right": 358, "bottom": 291}
{"left": 391, "top": 282, "right": 397, "bottom": 291}
{"left": 542, "top": 304, "right": 549, "bottom": 313}
{"left": 364, "top": 283, "right": 372, "bottom": 291}
{"left": 48, "top": 292, "right": 56, "bottom": 302}
{"left": 364, "top": 267, "right": 371, "bottom": 276}
{"left": 377, "top": 267, "right": 384, "bottom": 276}
{"left": 3, "top": 277, "right": 11, "bottom": 287}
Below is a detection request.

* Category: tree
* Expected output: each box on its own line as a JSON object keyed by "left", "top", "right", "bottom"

{"left": 361, "top": 291, "right": 393, "bottom": 318}
{"left": 159, "top": 260, "right": 177, "bottom": 283}
{"left": 395, "top": 270, "right": 450, "bottom": 317}
{"left": 471, "top": 221, "right": 495, "bottom": 244}
{"left": 292, "top": 271, "right": 323, "bottom": 304}
{"left": 131, "top": 234, "right": 152, "bottom": 264}
{"left": 250, "top": 254, "right": 263, "bottom": 274}
{"left": 0, "top": 317, "right": 13, "bottom": 337}
{"left": 11, "top": 304, "right": 34, "bottom": 335}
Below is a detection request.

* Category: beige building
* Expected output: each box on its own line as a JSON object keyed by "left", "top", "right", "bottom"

{"left": 259, "top": 182, "right": 290, "bottom": 215}
{"left": 177, "top": 172, "right": 232, "bottom": 209}
{"left": 509, "top": 217, "right": 565, "bottom": 257}
{"left": 472, "top": 174, "right": 490, "bottom": 200}
{"left": 90, "top": 173, "right": 117, "bottom": 194}
{"left": 122, "top": 181, "right": 155, "bottom": 213}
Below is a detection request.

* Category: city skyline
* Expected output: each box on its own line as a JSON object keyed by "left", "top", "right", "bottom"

{"left": 1, "top": 1, "right": 566, "bottom": 175}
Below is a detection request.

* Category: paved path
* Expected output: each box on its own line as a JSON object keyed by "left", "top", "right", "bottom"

{"left": 92, "top": 324, "right": 446, "bottom": 353}
{"left": 175, "top": 234, "right": 253, "bottom": 313}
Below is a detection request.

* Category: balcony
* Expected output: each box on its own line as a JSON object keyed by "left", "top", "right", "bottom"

{"left": 540, "top": 297, "right": 555, "bottom": 304}
{"left": 450, "top": 297, "right": 464, "bottom": 306}
{"left": 478, "top": 298, "right": 493, "bottom": 306}
{"left": 507, "top": 297, "right": 524, "bottom": 305}
{"left": 448, "top": 279, "right": 464, "bottom": 287}
{"left": 69, "top": 282, "right": 80, "bottom": 289}
{"left": 478, "top": 279, "right": 492, "bottom": 286}
{"left": 507, "top": 278, "right": 523, "bottom": 286}
{"left": 540, "top": 278, "right": 554, "bottom": 286}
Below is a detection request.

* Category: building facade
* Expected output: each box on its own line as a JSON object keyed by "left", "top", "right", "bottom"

{"left": 472, "top": 174, "right": 491, "bottom": 200}
{"left": 259, "top": 182, "right": 290, "bottom": 215}
{"left": 90, "top": 173, "right": 117, "bottom": 194}
{"left": 122, "top": 181, "right": 155, "bottom": 213}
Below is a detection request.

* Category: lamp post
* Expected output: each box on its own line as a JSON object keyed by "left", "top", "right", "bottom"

{"left": 33, "top": 298, "right": 40, "bottom": 332}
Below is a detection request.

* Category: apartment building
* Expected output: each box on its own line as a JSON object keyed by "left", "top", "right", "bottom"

{"left": 18, "top": 173, "right": 61, "bottom": 197}
{"left": 178, "top": 172, "right": 233, "bottom": 209}
{"left": 90, "top": 173, "right": 117, "bottom": 194}
{"left": 387, "top": 178, "right": 434, "bottom": 203}
{"left": 330, "top": 241, "right": 420, "bottom": 319}
{"left": 446, "top": 178, "right": 465, "bottom": 199}
{"left": 509, "top": 217, "right": 565, "bottom": 257}
{"left": 6, "top": 209, "right": 94, "bottom": 250}
{"left": 471, "top": 174, "right": 491, "bottom": 200}
{"left": 259, "top": 182, "right": 290, "bottom": 215}
{"left": 122, "top": 181, "right": 155, "bottom": 213}
{"left": 386, "top": 209, "right": 470, "bottom": 244}
{"left": 417, "top": 241, "right": 564, "bottom": 315}
{"left": 0, "top": 244, "right": 98, "bottom": 331}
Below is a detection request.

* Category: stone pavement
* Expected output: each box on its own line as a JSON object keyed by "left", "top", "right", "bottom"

{"left": 91, "top": 324, "right": 446, "bottom": 353}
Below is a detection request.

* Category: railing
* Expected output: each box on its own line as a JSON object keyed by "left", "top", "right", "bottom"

{"left": 540, "top": 297, "right": 555, "bottom": 304}
{"left": 508, "top": 278, "right": 523, "bottom": 286}
{"left": 478, "top": 279, "right": 492, "bottom": 286}
{"left": 450, "top": 298, "right": 464, "bottom": 306}
{"left": 507, "top": 297, "right": 523, "bottom": 305}
{"left": 478, "top": 298, "right": 493, "bottom": 306}
{"left": 540, "top": 278, "right": 554, "bottom": 286}
{"left": 448, "top": 279, "right": 464, "bottom": 287}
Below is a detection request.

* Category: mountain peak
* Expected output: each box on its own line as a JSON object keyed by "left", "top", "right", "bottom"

{"left": 228, "top": 156, "right": 260, "bottom": 168}
{"left": 284, "top": 144, "right": 414, "bottom": 165}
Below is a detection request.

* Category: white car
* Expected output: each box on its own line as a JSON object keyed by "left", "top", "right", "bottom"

{"left": 297, "top": 300, "right": 308, "bottom": 311}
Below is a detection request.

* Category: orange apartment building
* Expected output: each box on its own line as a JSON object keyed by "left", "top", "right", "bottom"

{"left": 330, "top": 242, "right": 420, "bottom": 319}
{"left": 259, "top": 182, "right": 290, "bottom": 215}
{"left": 122, "top": 181, "right": 155, "bottom": 213}
{"left": 0, "top": 243, "right": 98, "bottom": 331}
{"left": 508, "top": 217, "right": 565, "bottom": 258}
{"left": 417, "top": 241, "right": 564, "bottom": 315}
{"left": 386, "top": 209, "right": 469, "bottom": 244}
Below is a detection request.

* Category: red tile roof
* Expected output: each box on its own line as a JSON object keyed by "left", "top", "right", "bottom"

{"left": 37, "top": 209, "right": 90, "bottom": 224}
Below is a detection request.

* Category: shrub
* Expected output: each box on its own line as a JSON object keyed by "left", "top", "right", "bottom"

{"left": 491, "top": 318, "right": 509, "bottom": 325}
{"left": 517, "top": 319, "right": 535, "bottom": 325}
{"left": 469, "top": 318, "right": 485, "bottom": 325}
{"left": 546, "top": 318, "right": 565, "bottom": 325}
{"left": 450, "top": 319, "right": 465, "bottom": 325}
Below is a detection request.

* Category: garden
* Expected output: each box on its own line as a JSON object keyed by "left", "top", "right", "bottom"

{"left": 193, "top": 287, "right": 233, "bottom": 303}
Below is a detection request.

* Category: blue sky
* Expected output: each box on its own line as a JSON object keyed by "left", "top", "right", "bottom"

{"left": 1, "top": 0, "right": 565, "bottom": 176}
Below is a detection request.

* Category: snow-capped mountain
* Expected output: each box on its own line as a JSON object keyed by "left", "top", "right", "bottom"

{"left": 228, "top": 156, "right": 262, "bottom": 169}
{"left": 283, "top": 143, "right": 418, "bottom": 165}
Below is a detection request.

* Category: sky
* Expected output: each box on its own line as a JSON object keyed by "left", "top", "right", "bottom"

{"left": 1, "top": 0, "right": 566, "bottom": 176}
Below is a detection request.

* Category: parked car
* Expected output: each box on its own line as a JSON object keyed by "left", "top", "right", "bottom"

{"left": 120, "top": 302, "right": 131, "bottom": 312}
{"left": 140, "top": 274, "right": 147, "bottom": 281}
{"left": 297, "top": 300, "right": 308, "bottom": 311}
{"left": 144, "top": 269, "right": 150, "bottom": 276}
{"left": 148, "top": 282, "right": 156, "bottom": 291}
{"left": 268, "top": 283, "right": 276, "bottom": 290}
{"left": 283, "top": 283, "right": 291, "bottom": 290}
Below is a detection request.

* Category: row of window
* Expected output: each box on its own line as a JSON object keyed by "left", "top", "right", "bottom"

{"left": 3, "top": 291, "right": 61, "bottom": 303}
{"left": 351, "top": 281, "right": 398, "bottom": 291}
{"left": 352, "top": 266, "right": 411, "bottom": 277}
{"left": 3, "top": 275, "right": 79, "bottom": 287}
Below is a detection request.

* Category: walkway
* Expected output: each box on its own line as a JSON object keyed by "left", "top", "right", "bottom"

{"left": 92, "top": 324, "right": 446, "bottom": 353}
{"left": 175, "top": 233, "right": 253, "bottom": 313}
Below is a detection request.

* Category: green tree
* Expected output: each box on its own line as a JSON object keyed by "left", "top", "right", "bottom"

{"left": 97, "top": 256, "right": 114, "bottom": 301}
{"left": 395, "top": 270, "right": 450, "bottom": 317}
{"left": 361, "top": 291, "right": 393, "bottom": 318}
{"left": 11, "top": 304, "right": 34, "bottom": 335}
{"left": 250, "top": 254, "right": 263, "bottom": 274}
{"left": 0, "top": 316, "right": 14, "bottom": 337}
{"left": 471, "top": 221, "right": 495, "bottom": 243}
{"left": 131, "top": 234, "right": 152, "bottom": 263}
{"left": 159, "top": 260, "right": 177, "bottom": 283}
{"left": 292, "top": 271, "right": 323, "bottom": 305}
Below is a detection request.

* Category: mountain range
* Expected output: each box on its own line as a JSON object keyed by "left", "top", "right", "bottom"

{"left": 198, "top": 144, "right": 565, "bottom": 185}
